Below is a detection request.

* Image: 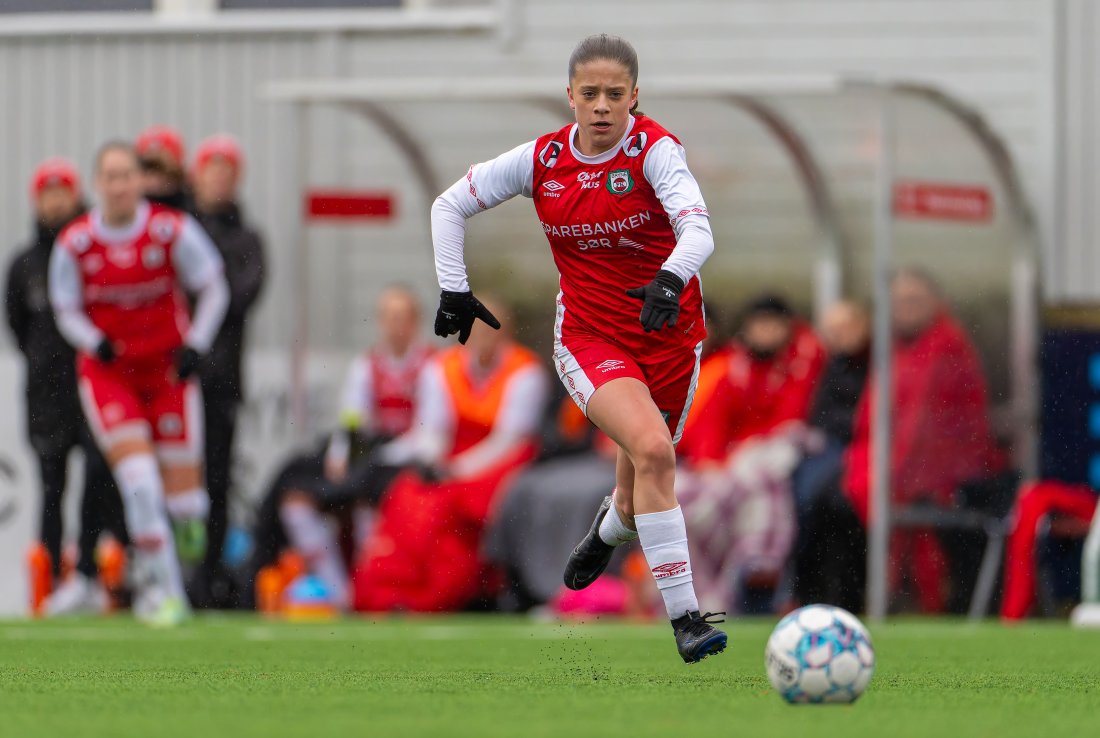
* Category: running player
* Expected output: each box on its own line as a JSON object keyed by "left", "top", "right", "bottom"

{"left": 430, "top": 34, "right": 725, "bottom": 662}
{"left": 48, "top": 142, "right": 229, "bottom": 625}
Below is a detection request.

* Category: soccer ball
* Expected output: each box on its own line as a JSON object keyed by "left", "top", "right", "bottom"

{"left": 764, "top": 604, "right": 875, "bottom": 704}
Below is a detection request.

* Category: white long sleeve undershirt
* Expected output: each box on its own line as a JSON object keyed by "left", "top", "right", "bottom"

{"left": 430, "top": 119, "right": 714, "bottom": 292}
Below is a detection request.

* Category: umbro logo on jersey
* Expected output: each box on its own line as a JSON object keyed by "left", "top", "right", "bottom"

{"left": 542, "top": 180, "right": 565, "bottom": 198}
{"left": 595, "top": 360, "right": 625, "bottom": 371}
{"left": 538, "top": 140, "right": 563, "bottom": 168}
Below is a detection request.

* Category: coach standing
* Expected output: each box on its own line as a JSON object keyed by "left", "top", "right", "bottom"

{"left": 4, "top": 159, "right": 124, "bottom": 614}
{"left": 188, "top": 134, "right": 266, "bottom": 608}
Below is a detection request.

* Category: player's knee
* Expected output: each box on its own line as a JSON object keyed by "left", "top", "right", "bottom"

{"left": 106, "top": 438, "right": 156, "bottom": 467}
{"left": 630, "top": 433, "right": 675, "bottom": 478}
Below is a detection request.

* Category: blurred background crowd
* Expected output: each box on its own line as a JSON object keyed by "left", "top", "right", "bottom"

{"left": 3, "top": 0, "right": 1100, "bottom": 623}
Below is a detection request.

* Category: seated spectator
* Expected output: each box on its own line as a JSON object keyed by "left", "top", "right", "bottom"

{"left": 843, "top": 268, "right": 1004, "bottom": 612}
{"left": 1002, "top": 481, "right": 1097, "bottom": 621}
{"left": 676, "top": 295, "right": 826, "bottom": 613}
{"left": 789, "top": 300, "right": 871, "bottom": 606}
{"left": 245, "top": 286, "right": 433, "bottom": 608}
{"left": 353, "top": 299, "right": 548, "bottom": 612}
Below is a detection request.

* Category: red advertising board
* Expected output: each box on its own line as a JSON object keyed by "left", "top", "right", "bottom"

{"left": 893, "top": 181, "right": 993, "bottom": 222}
{"left": 305, "top": 190, "right": 394, "bottom": 220}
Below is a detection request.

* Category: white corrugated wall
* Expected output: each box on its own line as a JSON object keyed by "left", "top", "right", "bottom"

{"left": 1049, "top": 0, "right": 1100, "bottom": 300}
{"left": 0, "top": 0, "right": 1064, "bottom": 356}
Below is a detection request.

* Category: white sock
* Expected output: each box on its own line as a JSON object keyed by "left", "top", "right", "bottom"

{"left": 635, "top": 506, "right": 699, "bottom": 619}
{"left": 598, "top": 492, "right": 638, "bottom": 547}
{"left": 164, "top": 488, "right": 210, "bottom": 522}
{"left": 279, "top": 500, "right": 348, "bottom": 607}
{"left": 114, "top": 454, "right": 186, "bottom": 601}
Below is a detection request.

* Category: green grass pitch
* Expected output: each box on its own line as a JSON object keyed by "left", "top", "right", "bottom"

{"left": 1, "top": 616, "right": 1098, "bottom": 737}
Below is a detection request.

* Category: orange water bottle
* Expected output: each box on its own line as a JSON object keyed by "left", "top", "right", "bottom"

{"left": 96, "top": 537, "right": 127, "bottom": 611}
{"left": 256, "top": 564, "right": 285, "bottom": 615}
{"left": 27, "top": 543, "right": 53, "bottom": 617}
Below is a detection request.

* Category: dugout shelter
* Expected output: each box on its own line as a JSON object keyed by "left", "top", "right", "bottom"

{"left": 266, "top": 75, "right": 1041, "bottom": 620}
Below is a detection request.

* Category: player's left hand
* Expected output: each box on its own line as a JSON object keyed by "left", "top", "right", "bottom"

{"left": 626, "top": 270, "right": 685, "bottom": 332}
{"left": 434, "top": 290, "right": 501, "bottom": 345}
{"left": 175, "top": 346, "right": 202, "bottom": 381}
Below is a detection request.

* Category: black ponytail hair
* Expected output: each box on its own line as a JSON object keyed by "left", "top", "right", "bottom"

{"left": 568, "top": 33, "right": 642, "bottom": 115}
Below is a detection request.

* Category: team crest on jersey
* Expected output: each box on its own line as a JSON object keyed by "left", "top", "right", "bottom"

{"left": 106, "top": 245, "right": 137, "bottom": 269}
{"left": 538, "top": 140, "right": 563, "bottom": 168}
{"left": 149, "top": 212, "right": 179, "bottom": 244}
{"left": 623, "top": 132, "right": 648, "bottom": 158}
{"left": 142, "top": 244, "right": 166, "bottom": 269}
{"left": 607, "top": 169, "right": 634, "bottom": 195}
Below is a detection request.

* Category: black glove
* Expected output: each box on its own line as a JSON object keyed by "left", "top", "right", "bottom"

{"left": 94, "top": 339, "right": 116, "bottom": 363}
{"left": 625, "top": 270, "right": 685, "bottom": 332}
{"left": 175, "top": 346, "right": 201, "bottom": 381}
{"left": 434, "top": 290, "right": 501, "bottom": 345}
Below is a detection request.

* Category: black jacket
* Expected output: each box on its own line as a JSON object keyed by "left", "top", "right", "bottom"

{"left": 192, "top": 201, "right": 265, "bottom": 400}
{"left": 4, "top": 216, "right": 83, "bottom": 437}
{"left": 809, "top": 349, "right": 870, "bottom": 444}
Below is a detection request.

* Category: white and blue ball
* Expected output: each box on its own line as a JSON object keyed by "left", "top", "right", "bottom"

{"left": 764, "top": 604, "right": 875, "bottom": 704}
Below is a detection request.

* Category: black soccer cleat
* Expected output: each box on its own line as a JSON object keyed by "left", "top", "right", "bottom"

{"left": 562, "top": 495, "right": 615, "bottom": 591}
{"left": 672, "top": 611, "right": 728, "bottom": 664}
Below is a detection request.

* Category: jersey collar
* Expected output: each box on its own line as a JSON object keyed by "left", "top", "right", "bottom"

{"left": 568, "top": 115, "right": 636, "bottom": 166}
{"left": 90, "top": 200, "right": 151, "bottom": 244}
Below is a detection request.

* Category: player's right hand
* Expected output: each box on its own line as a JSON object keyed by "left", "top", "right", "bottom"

{"left": 94, "top": 339, "right": 117, "bottom": 363}
{"left": 434, "top": 290, "right": 501, "bottom": 345}
{"left": 626, "top": 269, "right": 685, "bottom": 332}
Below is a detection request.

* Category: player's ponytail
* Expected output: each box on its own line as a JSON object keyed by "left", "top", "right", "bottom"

{"left": 568, "top": 34, "right": 643, "bottom": 116}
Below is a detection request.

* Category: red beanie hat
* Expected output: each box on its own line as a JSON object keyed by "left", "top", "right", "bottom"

{"left": 193, "top": 133, "right": 243, "bottom": 177}
{"left": 30, "top": 158, "right": 81, "bottom": 200}
{"left": 135, "top": 124, "right": 186, "bottom": 166}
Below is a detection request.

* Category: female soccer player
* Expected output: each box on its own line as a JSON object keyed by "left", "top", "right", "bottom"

{"left": 431, "top": 34, "right": 725, "bottom": 662}
{"left": 49, "top": 142, "right": 229, "bottom": 625}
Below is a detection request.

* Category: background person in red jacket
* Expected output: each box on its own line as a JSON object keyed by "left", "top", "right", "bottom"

{"left": 675, "top": 295, "right": 825, "bottom": 613}
{"left": 353, "top": 298, "right": 548, "bottom": 613}
{"left": 843, "top": 268, "right": 1004, "bottom": 612}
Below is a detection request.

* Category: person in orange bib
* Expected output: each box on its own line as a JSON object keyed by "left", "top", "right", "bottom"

{"left": 352, "top": 299, "right": 548, "bottom": 612}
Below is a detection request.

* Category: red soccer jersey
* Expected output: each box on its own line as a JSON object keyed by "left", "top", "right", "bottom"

{"left": 367, "top": 344, "right": 435, "bottom": 437}
{"left": 531, "top": 117, "right": 707, "bottom": 358}
{"left": 57, "top": 203, "right": 191, "bottom": 360}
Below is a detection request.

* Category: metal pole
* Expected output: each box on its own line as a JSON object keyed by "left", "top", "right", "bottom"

{"left": 867, "top": 84, "right": 895, "bottom": 622}
{"left": 290, "top": 101, "right": 310, "bottom": 437}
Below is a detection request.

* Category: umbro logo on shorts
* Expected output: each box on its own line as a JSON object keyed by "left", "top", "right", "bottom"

{"left": 595, "top": 360, "right": 625, "bottom": 371}
{"left": 652, "top": 561, "right": 687, "bottom": 579}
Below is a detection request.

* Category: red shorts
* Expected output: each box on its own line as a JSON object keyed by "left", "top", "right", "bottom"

{"left": 554, "top": 333, "right": 702, "bottom": 444}
{"left": 77, "top": 353, "right": 203, "bottom": 464}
